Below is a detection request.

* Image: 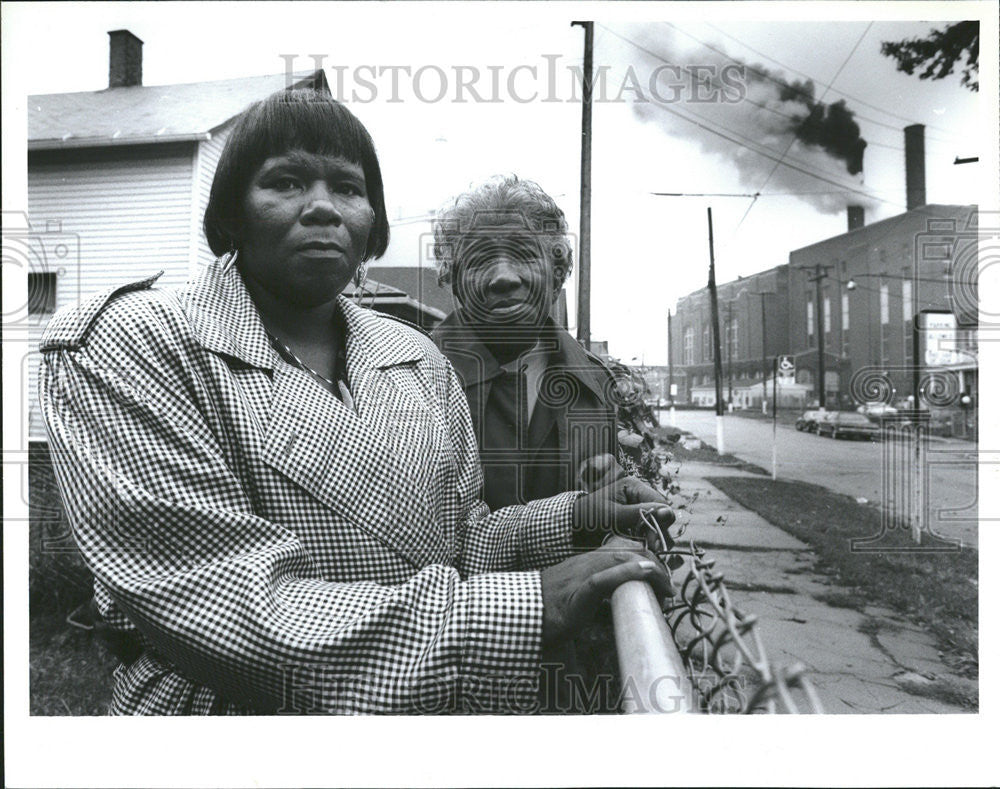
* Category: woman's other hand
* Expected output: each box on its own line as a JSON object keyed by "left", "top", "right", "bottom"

{"left": 539, "top": 547, "right": 675, "bottom": 645}
{"left": 571, "top": 472, "right": 674, "bottom": 548}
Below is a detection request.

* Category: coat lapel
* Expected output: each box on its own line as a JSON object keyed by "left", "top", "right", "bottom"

{"left": 184, "top": 261, "right": 450, "bottom": 569}
{"left": 263, "top": 298, "right": 451, "bottom": 569}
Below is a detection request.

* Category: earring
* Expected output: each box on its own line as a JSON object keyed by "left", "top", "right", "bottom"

{"left": 221, "top": 246, "right": 239, "bottom": 274}
{"left": 354, "top": 260, "right": 369, "bottom": 289}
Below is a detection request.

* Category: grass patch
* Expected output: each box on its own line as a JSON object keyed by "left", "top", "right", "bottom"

{"left": 812, "top": 590, "right": 869, "bottom": 611}
{"left": 653, "top": 427, "right": 769, "bottom": 475}
{"left": 706, "top": 475, "right": 978, "bottom": 679}
{"left": 895, "top": 673, "right": 978, "bottom": 710}
{"left": 30, "top": 611, "right": 116, "bottom": 715}
{"left": 29, "top": 443, "right": 115, "bottom": 715}
{"left": 725, "top": 581, "right": 797, "bottom": 594}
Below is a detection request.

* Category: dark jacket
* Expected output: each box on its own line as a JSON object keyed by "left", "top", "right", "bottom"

{"left": 433, "top": 311, "right": 621, "bottom": 510}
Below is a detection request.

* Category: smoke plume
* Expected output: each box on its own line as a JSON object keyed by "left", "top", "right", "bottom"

{"left": 621, "top": 25, "right": 871, "bottom": 213}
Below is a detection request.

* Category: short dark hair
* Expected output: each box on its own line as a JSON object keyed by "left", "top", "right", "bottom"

{"left": 203, "top": 89, "right": 389, "bottom": 260}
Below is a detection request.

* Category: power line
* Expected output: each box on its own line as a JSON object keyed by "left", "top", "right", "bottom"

{"left": 600, "top": 24, "right": 906, "bottom": 205}
{"left": 655, "top": 187, "right": 919, "bottom": 197}
{"left": 642, "top": 95, "right": 904, "bottom": 207}
{"left": 665, "top": 22, "right": 912, "bottom": 139}
{"left": 701, "top": 21, "right": 964, "bottom": 143}
{"left": 653, "top": 191, "right": 760, "bottom": 198}
{"left": 663, "top": 20, "right": 955, "bottom": 153}
{"left": 389, "top": 213, "right": 435, "bottom": 227}
{"left": 600, "top": 24, "right": 886, "bottom": 187}
{"left": 730, "top": 22, "right": 878, "bottom": 235}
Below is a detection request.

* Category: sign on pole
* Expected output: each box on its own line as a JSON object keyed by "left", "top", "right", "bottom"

{"left": 777, "top": 355, "right": 795, "bottom": 385}
{"left": 918, "top": 311, "right": 961, "bottom": 367}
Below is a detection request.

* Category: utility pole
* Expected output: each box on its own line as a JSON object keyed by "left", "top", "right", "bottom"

{"left": 707, "top": 208, "right": 725, "bottom": 453}
{"left": 753, "top": 291, "right": 772, "bottom": 413}
{"left": 913, "top": 311, "right": 922, "bottom": 543}
{"left": 571, "top": 21, "right": 593, "bottom": 351}
{"left": 807, "top": 264, "right": 832, "bottom": 409}
{"left": 668, "top": 309, "right": 676, "bottom": 425}
{"left": 759, "top": 295, "right": 768, "bottom": 381}
{"left": 726, "top": 300, "right": 734, "bottom": 408}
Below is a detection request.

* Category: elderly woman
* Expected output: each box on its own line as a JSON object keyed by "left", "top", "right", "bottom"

{"left": 39, "top": 89, "right": 671, "bottom": 715}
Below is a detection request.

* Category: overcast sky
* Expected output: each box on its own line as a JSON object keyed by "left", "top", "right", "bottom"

{"left": 3, "top": 1, "right": 995, "bottom": 364}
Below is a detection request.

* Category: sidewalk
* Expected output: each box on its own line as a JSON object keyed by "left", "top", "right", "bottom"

{"left": 668, "top": 459, "right": 976, "bottom": 713}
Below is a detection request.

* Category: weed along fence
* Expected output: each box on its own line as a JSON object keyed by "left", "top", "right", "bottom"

{"left": 609, "top": 516, "right": 822, "bottom": 714}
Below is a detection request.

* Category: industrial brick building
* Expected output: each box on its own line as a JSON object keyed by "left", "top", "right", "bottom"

{"left": 670, "top": 125, "right": 978, "bottom": 437}
{"left": 670, "top": 264, "right": 790, "bottom": 408}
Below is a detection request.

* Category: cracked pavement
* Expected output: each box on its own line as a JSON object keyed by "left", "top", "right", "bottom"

{"left": 667, "top": 461, "right": 976, "bottom": 713}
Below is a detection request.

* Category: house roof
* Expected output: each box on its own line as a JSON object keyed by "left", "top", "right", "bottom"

{"left": 343, "top": 277, "right": 447, "bottom": 329}
{"left": 28, "top": 70, "right": 327, "bottom": 150}
{"left": 365, "top": 264, "right": 455, "bottom": 318}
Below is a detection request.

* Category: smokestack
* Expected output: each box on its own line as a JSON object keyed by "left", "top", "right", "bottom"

{"left": 109, "top": 30, "right": 143, "bottom": 88}
{"left": 847, "top": 205, "right": 865, "bottom": 231}
{"left": 904, "top": 124, "right": 926, "bottom": 211}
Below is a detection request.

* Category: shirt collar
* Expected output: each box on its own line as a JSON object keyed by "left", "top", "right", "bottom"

{"left": 182, "top": 258, "right": 424, "bottom": 371}
{"left": 433, "top": 310, "right": 611, "bottom": 403}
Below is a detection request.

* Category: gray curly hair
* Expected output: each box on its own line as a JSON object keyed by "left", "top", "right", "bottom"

{"left": 433, "top": 175, "right": 574, "bottom": 290}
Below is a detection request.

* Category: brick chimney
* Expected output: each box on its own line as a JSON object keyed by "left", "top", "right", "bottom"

{"left": 109, "top": 30, "right": 143, "bottom": 88}
{"left": 847, "top": 205, "right": 865, "bottom": 231}
{"left": 904, "top": 124, "right": 926, "bottom": 211}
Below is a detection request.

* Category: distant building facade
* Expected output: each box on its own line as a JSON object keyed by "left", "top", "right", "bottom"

{"left": 670, "top": 265, "right": 790, "bottom": 408}
{"left": 669, "top": 203, "right": 978, "bottom": 437}
{"left": 788, "top": 203, "right": 978, "bottom": 435}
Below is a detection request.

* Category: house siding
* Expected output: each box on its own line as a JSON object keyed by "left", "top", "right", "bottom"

{"left": 26, "top": 143, "right": 196, "bottom": 439}
{"left": 193, "top": 124, "right": 232, "bottom": 271}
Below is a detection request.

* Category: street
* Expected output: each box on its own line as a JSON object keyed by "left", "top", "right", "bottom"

{"left": 664, "top": 409, "right": 980, "bottom": 548}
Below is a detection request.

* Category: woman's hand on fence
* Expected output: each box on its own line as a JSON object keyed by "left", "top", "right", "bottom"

{"left": 539, "top": 547, "right": 675, "bottom": 645}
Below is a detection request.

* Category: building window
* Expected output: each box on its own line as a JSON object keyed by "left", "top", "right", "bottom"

{"left": 683, "top": 326, "right": 694, "bottom": 366}
{"left": 28, "top": 272, "right": 57, "bottom": 314}
{"left": 823, "top": 290, "right": 831, "bottom": 337}
{"left": 727, "top": 318, "right": 739, "bottom": 360}
{"left": 807, "top": 299, "right": 815, "bottom": 346}
{"left": 903, "top": 280, "right": 913, "bottom": 363}
{"left": 841, "top": 291, "right": 850, "bottom": 358}
{"left": 702, "top": 323, "right": 712, "bottom": 362}
{"left": 880, "top": 279, "right": 890, "bottom": 366}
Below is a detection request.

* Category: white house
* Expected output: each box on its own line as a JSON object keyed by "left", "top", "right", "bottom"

{"left": 24, "top": 31, "right": 442, "bottom": 441}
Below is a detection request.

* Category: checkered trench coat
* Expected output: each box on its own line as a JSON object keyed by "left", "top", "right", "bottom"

{"left": 39, "top": 260, "right": 580, "bottom": 714}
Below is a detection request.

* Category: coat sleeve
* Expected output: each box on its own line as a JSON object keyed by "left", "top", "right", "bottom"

{"left": 39, "top": 296, "right": 545, "bottom": 714}
{"left": 441, "top": 360, "right": 581, "bottom": 576}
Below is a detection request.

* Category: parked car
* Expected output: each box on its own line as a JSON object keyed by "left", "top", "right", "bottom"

{"left": 795, "top": 410, "right": 824, "bottom": 432}
{"left": 857, "top": 403, "right": 899, "bottom": 422}
{"left": 816, "top": 411, "right": 882, "bottom": 440}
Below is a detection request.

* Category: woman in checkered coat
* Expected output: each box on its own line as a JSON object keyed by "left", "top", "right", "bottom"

{"left": 39, "top": 90, "right": 672, "bottom": 714}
